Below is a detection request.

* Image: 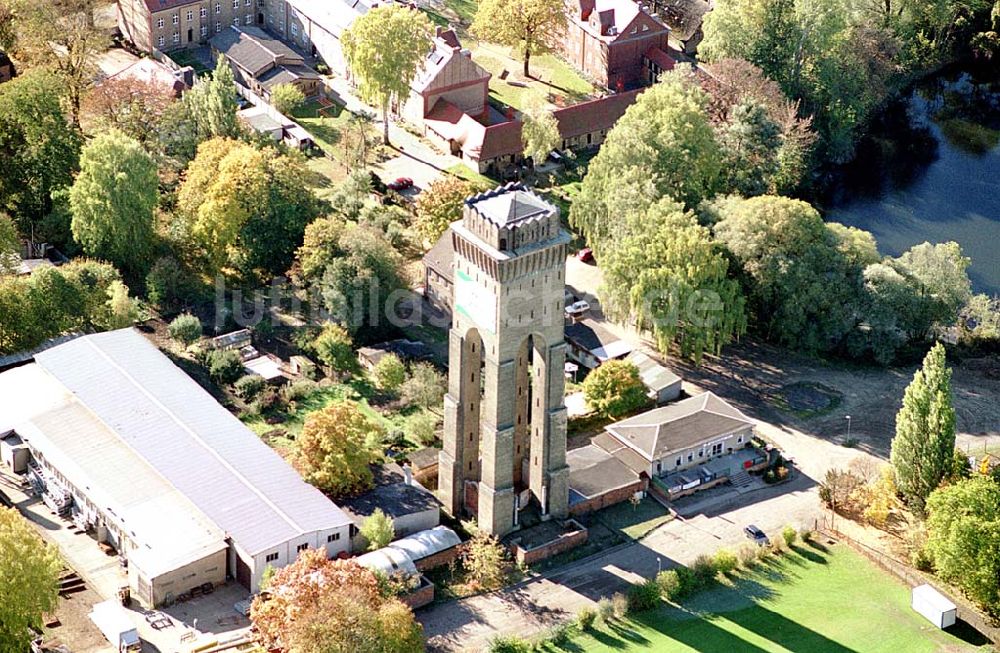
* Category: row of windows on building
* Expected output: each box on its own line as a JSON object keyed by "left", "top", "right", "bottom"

{"left": 262, "top": 532, "right": 341, "bottom": 563}
{"left": 157, "top": 0, "right": 253, "bottom": 27}
{"left": 656, "top": 435, "right": 745, "bottom": 472}
{"left": 157, "top": 15, "right": 254, "bottom": 46}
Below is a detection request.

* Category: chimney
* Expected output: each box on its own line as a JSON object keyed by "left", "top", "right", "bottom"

{"left": 402, "top": 464, "right": 413, "bottom": 486}
{"left": 435, "top": 25, "right": 443, "bottom": 37}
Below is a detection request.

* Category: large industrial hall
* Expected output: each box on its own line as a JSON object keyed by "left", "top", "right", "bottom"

{"left": 0, "top": 328, "right": 353, "bottom": 607}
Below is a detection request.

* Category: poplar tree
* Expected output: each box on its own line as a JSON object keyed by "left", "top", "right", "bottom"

{"left": 890, "top": 342, "right": 956, "bottom": 515}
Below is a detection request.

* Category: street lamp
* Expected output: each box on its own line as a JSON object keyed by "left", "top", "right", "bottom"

{"left": 657, "top": 557, "right": 662, "bottom": 574}
{"left": 845, "top": 415, "right": 852, "bottom": 441}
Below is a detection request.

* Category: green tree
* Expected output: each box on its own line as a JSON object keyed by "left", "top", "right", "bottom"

{"left": 169, "top": 313, "right": 203, "bottom": 346}
{"left": 69, "top": 130, "right": 158, "bottom": 282}
{"left": 176, "top": 138, "right": 323, "bottom": 279}
{"left": 461, "top": 529, "right": 509, "bottom": 591}
{"left": 400, "top": 362, "right": 446, "bottom": 412}
{"left": 105, "top": 279, "right": 138, "bottom": 329}
{"left": 361, "top": 508, "right": 396, "bottom": 551}
{"left": 0, "top": 507, "right": 62, "bottom": 653}
{"left": 471, "top": 0, "right": 567, "bottom": 77}
{"left": 890, "top": 342, "right": 956, "bottom": 515}
{"left": 600, "top": 200, "right": 746, "bottom": 363}
{"left": 925, "top": 475, "right": 1000, "bottom": 618}
{"left": 8, "top": 0, "right": 108, "bottom": 126}
{"left": 895, "top": 241, "right": 972, "bottom": 329}
{"left": 582, "top": 360, "right": 649, "bottom": 418}
{"left": 521, "top": 92, "right": 560, "bottom": 164}
{"left": 270, "top": 82, "right": 306, "bottom": 115}
{"left": 719, "top": 100, "right": 783, "bottom": 197}
{"left": 297, "top": 402, "right": 380, "bottom": 497}
{"left": 342, "top": 4, "right": 433, "bottom": 144}
{"left": 414, "top": 177, "right": 474, "bottom": 244}
{"left": 571, "top": 72, "right": 721, "bottom": 245}
{"left": 373, "top": 353, "right": 406, "bottom": 393}
{"left": 0, "top": 213, "right": 18, "bottom": 275}
{"left": 185, "top": 55, "right": 240, "bottom": 142}
{"left": 312, "top": 323, "right": 359, "bottom": 377}
{"left": 0, "top": 70, "right": 81, "bottom": 228}
{"left": 309, "top": 222, "right": 406, "bottom": 340}
{"left": 712, "top": 195, "right": 860, "bottom": 352}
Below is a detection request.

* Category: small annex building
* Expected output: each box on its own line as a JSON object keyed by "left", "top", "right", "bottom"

{"left": 0, "top": 329, "right": 353, "bottom": 605}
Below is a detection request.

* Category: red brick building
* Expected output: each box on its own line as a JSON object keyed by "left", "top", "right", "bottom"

{"left": 563, "top": 0, "right": 671, "bottom": 90}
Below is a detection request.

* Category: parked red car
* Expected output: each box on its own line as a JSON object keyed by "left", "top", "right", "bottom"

{"left": 576, "top": 247, "right": 594, "bottom": 263}
{"left": 388, "top": 177, "right": 414, "bottom": 191}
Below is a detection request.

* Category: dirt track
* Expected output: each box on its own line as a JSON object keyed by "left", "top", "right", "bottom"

{"left": 669, "top": 339, "right": 1000, "bottom": 460}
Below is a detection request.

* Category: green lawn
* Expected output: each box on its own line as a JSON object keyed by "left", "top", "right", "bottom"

{"left": 445, "top": 163, "right": 496, "bottom": 188}
{"left": 292, "top": 100, "right": 351, "bottom": 156}
{"left": 471, "top": 44, "right": 597, "bottom": 112}
{"left": 548, "top": 545, "right": 988, "bottom": 652}
{"left": 166, "top": 48, "right": 210, "bottom": 75}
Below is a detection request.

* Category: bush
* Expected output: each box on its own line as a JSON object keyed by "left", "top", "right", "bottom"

{"left": 611, "top": 592, "right": 629, "bottom": 619}
{"left": 408, "top": 410, "right": 440, "bottom": 447}
{"left": 713, "top": 549, "right": 738, "bottom": 575}
{"left": 372, "top": 352, "right": 406, "bottom": 392}
{"left": 253, "top": 386, "right": 284, "bottom": 414}
{"left": 582, "top": 359, "right": 649, "bottom": 418}
{"left": 674, "top": 565, "right": 700, "bottom": 594}
{"left": 168, "top": 313, "right": 202, "bottom": 346}
{"left": 234, "top": 374, "right": 265, "bottom": 401}
{"left": 488, "top": 635, "right": 532, "bottom": 653}
{"left": 756, "top": 543, "right": 772, "bottom": 562}
{"left": 627, "top": 578, "right": 661, "bottom": 612}
{"left": 655, "top": 569, "right": 682, "bottom": 601}
{"left": 282, "top": 378, "right": 319, "bottom": 403}
{"left": 576, "top": 606, "right": 597, "bottom": 630}
{"left": 737, "top": 543, "right": 759, "bottom": 568}
{"left": 206, "top": 349, "right": 244, "bottom": 384}
{"left": 596, "top": 597, "right": 615, "bottom": 623}
{"left": 770, "top": 538, "right": 786, "bottom": 555}
{"left": 146, "top": 256, "right": 198, "bottom": 309}
{"left": 799, "top": 528, "right": 814, "bottom": 543}
{"left": 782, "top": 525, "right": 798, "bottom": 547}
{"left": 911, "top": 546, "right": 934, "bottom": 572}
{"left": 545, "top": 623, "right": 571, "bottom": 646}
{"left": 692, "top": 554, "right": 716, "bottom": 583}
{"left": 313, "top": 323, "right": 358, "bottom": 377}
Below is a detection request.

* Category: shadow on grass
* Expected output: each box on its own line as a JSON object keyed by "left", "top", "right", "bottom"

{"left": 791, "top": 543, "right": 829, "bottom": 564}
{"left": 945, "top": 619, "right": 992, "bottom": 647}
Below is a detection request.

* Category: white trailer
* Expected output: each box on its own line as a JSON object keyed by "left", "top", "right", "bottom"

{"left": 912, "top": 583, "right": 957, "bottom": 629}
{"left": 89, "top": 600, "right": 142, "bottom": 652}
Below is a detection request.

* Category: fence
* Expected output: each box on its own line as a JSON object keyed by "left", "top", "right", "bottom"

{"left": 817, "top": 521, "right": 999, "bottom": 648}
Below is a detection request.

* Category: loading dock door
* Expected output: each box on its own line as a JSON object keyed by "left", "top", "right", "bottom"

{"left": 236, "top": 555, "right": 251, "bottom": 590}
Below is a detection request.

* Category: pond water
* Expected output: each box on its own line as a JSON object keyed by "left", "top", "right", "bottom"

{"left": 823, "top": 65, "right": 1000, "bottom": 294}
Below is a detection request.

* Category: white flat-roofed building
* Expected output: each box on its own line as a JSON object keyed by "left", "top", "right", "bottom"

{"left": 0, "top": 328, "right": 353, "bottom": 601}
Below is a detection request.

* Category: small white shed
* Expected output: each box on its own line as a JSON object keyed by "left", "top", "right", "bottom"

{"left": 912, "top": 583, "right": 956, "bottom": 629}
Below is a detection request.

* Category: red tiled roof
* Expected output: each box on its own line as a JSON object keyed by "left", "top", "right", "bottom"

{"left": 425, "top": 99, "right": 523, "bottom": 162}
{"left": 477, "top": 120, "right": 523, "bottom": 160}
{"left": 552, "top": 89, "right": 642, "bottom": 140}
{"left": 645, "top": 46, "right": 676, "bottom": 71}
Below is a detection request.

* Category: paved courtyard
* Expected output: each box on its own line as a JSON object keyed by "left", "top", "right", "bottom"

{"left": 0, "top": 471, "right": 251, "bottom": 653}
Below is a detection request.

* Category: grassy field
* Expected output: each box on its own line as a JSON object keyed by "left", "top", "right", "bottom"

{"left": 548, "top": 544, "right": 988, "bottom": 652}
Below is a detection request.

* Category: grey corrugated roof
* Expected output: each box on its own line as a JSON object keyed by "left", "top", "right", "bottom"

{"left": 211, "top": 26, "right": 304, "bottom": 77}
{"left": 626, "top": 350, "right": 681, "bottom": 392}
{"left": 567, "top": 444, "right": 640, "bottom": 499}
{"left": 605, "top": 392, "right": 754, "bottom": 461}
{"left": 34, "top": 329, "right": 352, "bottom": 556}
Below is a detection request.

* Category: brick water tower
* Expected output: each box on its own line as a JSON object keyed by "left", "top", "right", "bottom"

{"left": 438, "top": 183, "right": 570, "bottom": 536}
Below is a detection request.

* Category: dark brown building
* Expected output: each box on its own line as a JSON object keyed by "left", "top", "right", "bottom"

{"left": 563, "top": 0, "right": 671, "bottom": 90}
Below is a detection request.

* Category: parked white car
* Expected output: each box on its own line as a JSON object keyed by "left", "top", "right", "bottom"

{"left": 565, "top": 300, "right": 590, "bottom": 317}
